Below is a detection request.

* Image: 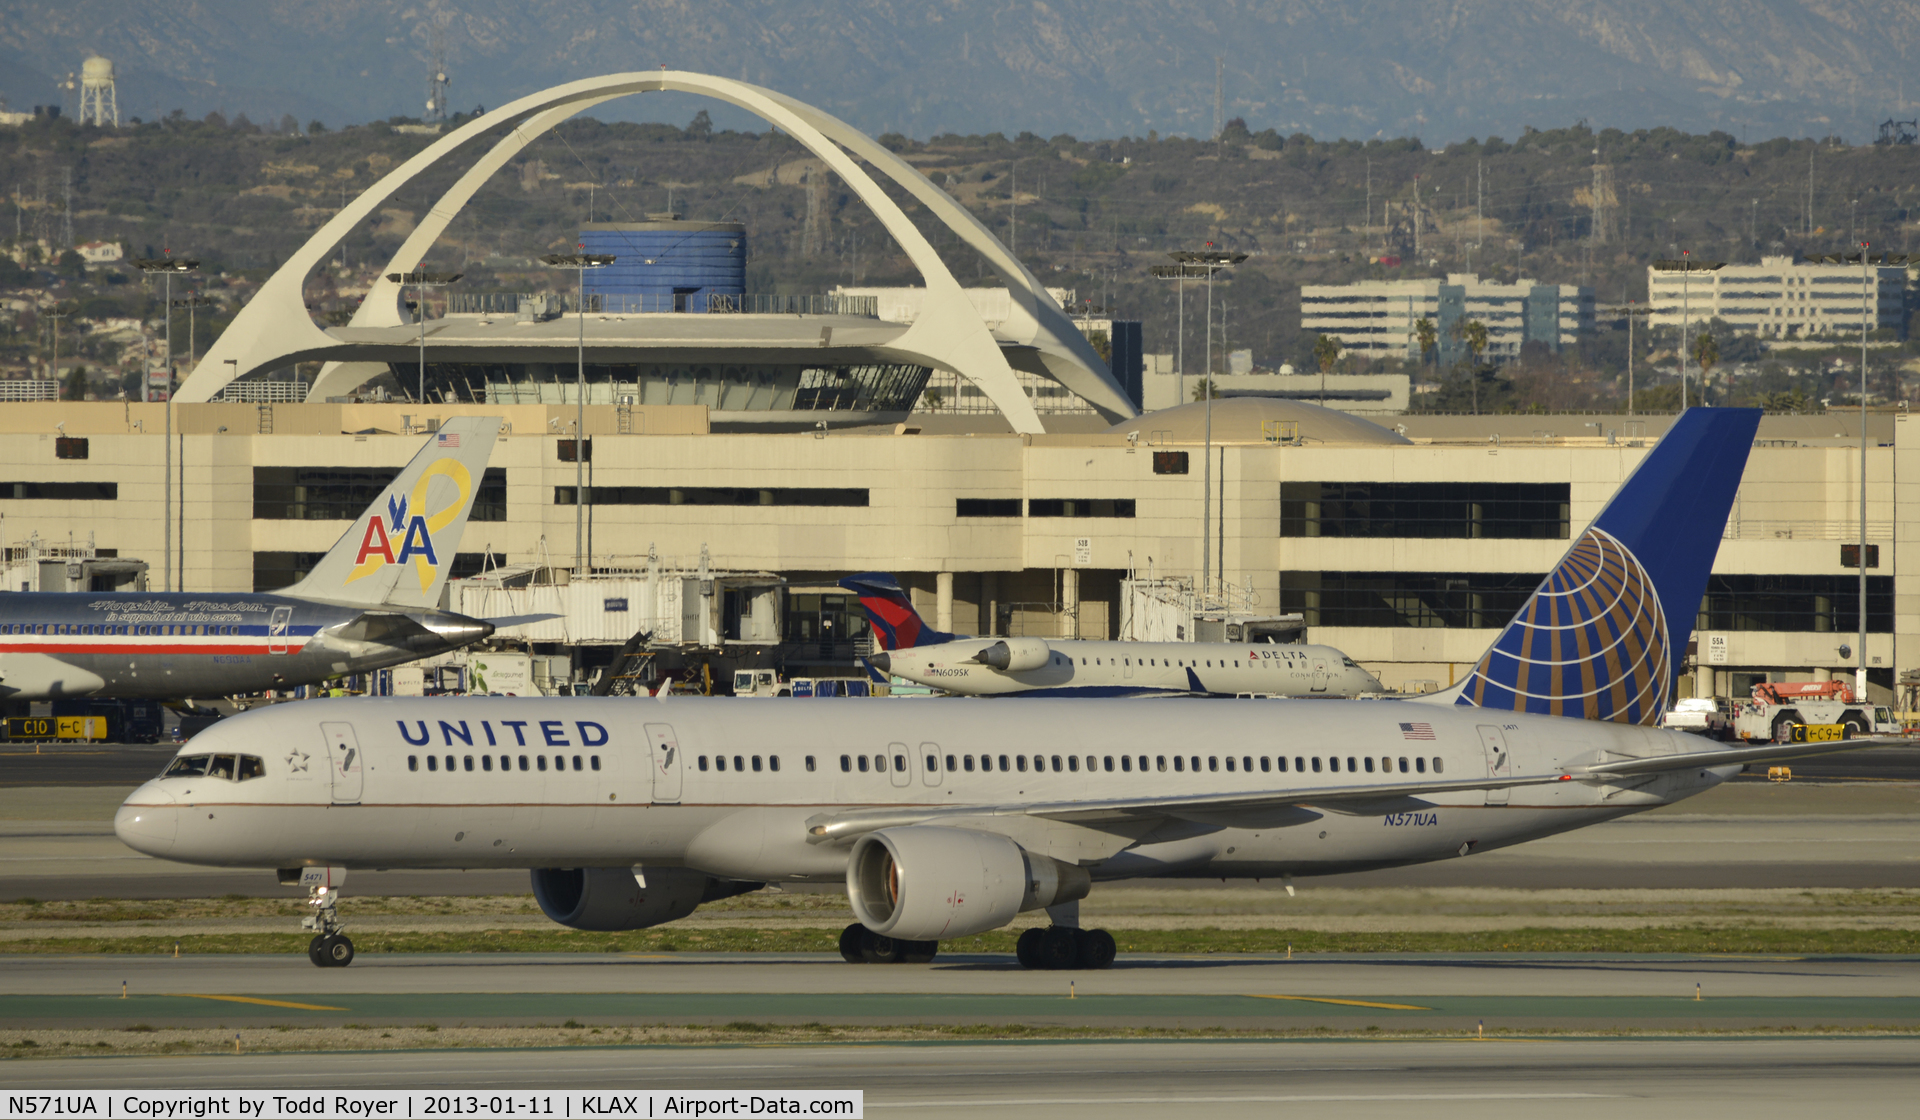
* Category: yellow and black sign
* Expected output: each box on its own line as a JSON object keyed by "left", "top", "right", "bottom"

{"left": 1785, "top": 722, "right": 1846, "bottom": 743}
{"left": 5, "top": 716, "right": 108, "bottom": 741}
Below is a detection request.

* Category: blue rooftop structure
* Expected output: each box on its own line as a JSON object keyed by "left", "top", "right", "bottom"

{"left": 580, "top": 221, "right": 746, "bottom": 313}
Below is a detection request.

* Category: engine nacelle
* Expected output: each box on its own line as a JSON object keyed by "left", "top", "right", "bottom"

{"left": 971, "top": 637, "right": 1051, "bottom": 673}
{"left": 530, "top": 866, "right": 761, "bottom": 931}
{"left": 846, "top": 826, "right": 1091, "bottom": 941}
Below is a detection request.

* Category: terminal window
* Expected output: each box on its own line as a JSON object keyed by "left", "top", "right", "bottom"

{"left": 1280, "top": 482, "right": 1568, "bottom": 539}
{"left": 1280, "top": 571, "right": 1546, "bottom": 629}
{"left": 254, "top": 467, "right": 507, "bottom": 522}
{"left": 1700, "top": 574, "right": 1892, "bottom": 633}
{"left": 956, "top": 498, "right": 1022, "bottom": 517}
{"left": 1028, "top": 498, "right": 1136, "bottom": 518}
{"left": 554, "top": 486, "right": 868, "bottom": 507}
{"left": 0, "top": 481, "right": 116, "bottom": 500}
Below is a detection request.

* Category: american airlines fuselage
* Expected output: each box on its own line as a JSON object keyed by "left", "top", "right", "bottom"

{"left": 0, "top": 592, "right": 491, "bottom": 700}
{"left": 116, "top": 695, "right": 1731, "bottom": 881}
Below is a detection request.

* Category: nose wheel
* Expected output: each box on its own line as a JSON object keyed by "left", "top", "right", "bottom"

{"left": 308, "top": 934, "right": 355, "bottom": 967}
{"left": 1016, "top": 925, "right": 1115, "bottom": 970}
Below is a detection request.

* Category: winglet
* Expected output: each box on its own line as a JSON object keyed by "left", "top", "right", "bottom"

{"left": 284, "top": 417, "right": 502, "bottom": 608}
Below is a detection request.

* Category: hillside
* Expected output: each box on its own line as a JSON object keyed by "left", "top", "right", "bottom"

{"left": 5, "top": 109, "right": 1920, "bottom": 411}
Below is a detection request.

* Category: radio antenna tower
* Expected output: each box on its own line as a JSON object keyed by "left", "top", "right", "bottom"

{"left": 1590, "top": 160, "right": 1616, "bottom": 244}
{"left": 424, "top": 28, "right": 450, "bottom": 125}
{"left": 78, "top": 56, "right": 117, "bottom": 127}
{"left": 1212, "top": 57, "right": 1225, "bottom": 140}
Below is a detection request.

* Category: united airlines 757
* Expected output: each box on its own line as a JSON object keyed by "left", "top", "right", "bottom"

{"left": 0, "top": 417, "right": 503, "bottom": 701}
{"left": 115, "top": 409, "right": 1895, "bottom": 969}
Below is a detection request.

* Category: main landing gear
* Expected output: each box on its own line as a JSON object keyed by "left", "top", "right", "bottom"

{"left": 303, "top": 882, "right": 354, "bottom": 968}
{"left": 1015, "top": 926, "right": 1115, "bottom": 971}
{"left": 838, "top": 922, "right": 938, "bottom": 964}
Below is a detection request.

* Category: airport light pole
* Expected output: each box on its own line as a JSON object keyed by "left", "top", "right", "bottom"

{"left": 1843, "top": 245, "right": 1909, "bottom": 700}
{"left": 132, "top": 256, "right": 199, "bottom": 592}
{"left": 1650, "top": 255, "right": 1723, "bottom": 409}
{"left": 170, "top": 294, "right": 214, "bottom": 376}
{"left": 385, "top": 270, "right": 462, "bottom": 406}
{"left": 541, "top": 252, "right": 615, "bottom": 575}
{"left": 1165, "top": 249, "right": 1246, "bottom": 599}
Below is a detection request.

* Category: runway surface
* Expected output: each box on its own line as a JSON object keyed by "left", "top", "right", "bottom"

{"left": 5, "top": 953, "right": 1919, "bottom": 1031}
{"left": 1, "top": 1037, "right": 1916, "bottom": 1118}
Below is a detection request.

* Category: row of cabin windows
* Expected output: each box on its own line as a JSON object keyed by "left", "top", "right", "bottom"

{"left": 1075, "top": 655, "right": 1343, "bottom": 668}
{"left": 409, "top": 754, "right": 600, "bottom": 773}
{"left": 2, "top": 622, "right": 243, "bottom": 636}
{"left": 838, "top": 752, "right": 1445, "bottom": 775}
{"left": 697, "top": 754, "right": 784, "bottom": 773}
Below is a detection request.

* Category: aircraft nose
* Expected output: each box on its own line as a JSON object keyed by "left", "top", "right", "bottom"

{"left": 869, "top": 651, "right": 891, "bottom": 674}
{"left": 114, "top": 790, "right": 177, "bottom": 857}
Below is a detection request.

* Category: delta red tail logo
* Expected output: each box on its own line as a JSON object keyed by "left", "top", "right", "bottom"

{"left": 345, "top": 459, "right": 473, "bottom": 592}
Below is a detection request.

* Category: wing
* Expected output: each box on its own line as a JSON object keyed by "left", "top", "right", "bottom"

{"left": 1578, "top": 735, "right": 1907, "bottom": 777}
{"left": 804, "top": 771, "right": 1579, "bottom": 844}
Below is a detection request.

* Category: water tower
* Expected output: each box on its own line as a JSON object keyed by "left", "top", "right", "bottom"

{"left": 79, "top": 56, "right": 117, "bottom": 127}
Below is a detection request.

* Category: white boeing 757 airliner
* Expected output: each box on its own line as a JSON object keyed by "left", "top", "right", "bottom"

{"left": 115, "top": 409, "right": 1896, "bottom": 969}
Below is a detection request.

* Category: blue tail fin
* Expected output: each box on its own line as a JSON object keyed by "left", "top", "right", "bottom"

{"left": 837, "top": 573, "right": 960, "bottom": 650}
{"left": 1454, "top": 408, "right": 1762, "bottom": 725}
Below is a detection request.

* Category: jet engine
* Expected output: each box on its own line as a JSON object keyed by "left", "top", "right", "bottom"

{"left": 845, "top": 826, "right": 1091, "bottom": 941}
{"left": 971, "top": 638, "right": 1051, "bottom": 672}
{"left": 530, "top": 866, "right": 761, "bottom": 931}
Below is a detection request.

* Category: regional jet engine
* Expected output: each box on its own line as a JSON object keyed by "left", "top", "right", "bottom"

{"left": 971, "top": 638, "right": 1051, "bottom": 672}
{"left": 531, "top": 866, "right": 761, "bottom": 931}
{"left": 845, "top": 826, "right": 1090, "bottom": 941}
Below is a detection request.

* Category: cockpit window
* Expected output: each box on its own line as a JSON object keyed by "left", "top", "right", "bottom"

{"left": 163, "top": 753, "right": 266, "bottom": 781}
{"left": 163, "top": 755, "right": 208, "bottom": 778}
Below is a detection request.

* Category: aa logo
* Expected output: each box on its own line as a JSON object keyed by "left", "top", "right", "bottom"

{"left": 346, "top": 459, "right": 473, "bottom": 592}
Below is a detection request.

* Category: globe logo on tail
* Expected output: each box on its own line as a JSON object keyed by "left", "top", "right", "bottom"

{"left": 1457, "top": 527, "right": 1670, "bottom": 725}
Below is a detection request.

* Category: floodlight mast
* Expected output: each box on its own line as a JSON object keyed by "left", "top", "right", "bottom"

{"left": 1155, "top": 249, "right": 1247, "bottom": 598}
{"left": 540, "top": 253, "right": 616, "bottom": 575}
{"left": 384, "top": 270, "right": 463, "bottom": 407}
{"left": 132, "top": 256, "right": 199, "bottom": 592}
{"left": 1649, "top": 256, "right": 1724, "bottom": 407}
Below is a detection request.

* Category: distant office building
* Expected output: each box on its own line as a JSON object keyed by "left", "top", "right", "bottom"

{"left": 1646, "top": 255, "right": 1906, "bottom": 339}
{"left": 1301, "top": 275, "right": 1594, "bottom": 364}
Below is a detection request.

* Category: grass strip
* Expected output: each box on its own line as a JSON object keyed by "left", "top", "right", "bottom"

{"left": 5, "top": 926, "right": 1919, "bottom": 956}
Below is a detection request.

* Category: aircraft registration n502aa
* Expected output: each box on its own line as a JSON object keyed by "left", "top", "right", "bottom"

{"left": 116, "top": 409, "right": 1901, "bottom": 969}
{"left": 0, "top": 417, "right": 505, "bottom": 701}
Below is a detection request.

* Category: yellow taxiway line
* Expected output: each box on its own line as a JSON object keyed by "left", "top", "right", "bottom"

{"left": 169, "top": 994, "right": 348, "bottom": 1011}
{"left": 1248, "top": 995, "right": 1431, "bottom": 1010}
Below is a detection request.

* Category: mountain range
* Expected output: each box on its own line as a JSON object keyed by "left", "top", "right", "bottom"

{"left": 4, "top": 1, "right": 1919, "bottom": 145}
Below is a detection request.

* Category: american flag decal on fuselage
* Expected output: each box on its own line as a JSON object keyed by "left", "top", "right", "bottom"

{"left": 1399, "top": 721, "right": 1436, "bottom": 740}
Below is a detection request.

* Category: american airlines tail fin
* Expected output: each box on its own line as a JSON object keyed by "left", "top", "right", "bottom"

{"left": 838, "top": 573, "right": 961, "bottom": 650}
{"left": 1437, "top": 408, "right": 1762, "bottom": 726}
{"left": 285, "top": 417, "right": 503, "bottom": 609}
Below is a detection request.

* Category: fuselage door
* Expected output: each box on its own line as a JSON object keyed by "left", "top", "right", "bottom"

{"left": 321, "top": 721, "right": 363, "bottom": 804}
{"left": 268, "top": 606, "right": 292, "bottom": 655}
{"left": 644, "top": 722, "right": 681, "bottom": 804}
{"left": 1477, "top": 724, "right": 1511, "bottom": 805}
{"left": 1311, "top": 658, "right": 1329, "bottom": 692}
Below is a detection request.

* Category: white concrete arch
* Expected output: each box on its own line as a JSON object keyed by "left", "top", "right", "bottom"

{"left": 184, "top": 72, "right": 1135, "bottom": 429}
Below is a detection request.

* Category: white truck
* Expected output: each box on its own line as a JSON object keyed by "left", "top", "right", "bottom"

{"left": 1730, "top": 681, "right": 1899, "bottom": 742}
{"left": 1660, "top": 697, "right": 1732, "bottom": 739}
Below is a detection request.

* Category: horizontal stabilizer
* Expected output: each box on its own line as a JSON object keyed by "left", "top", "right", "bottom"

{"left": 1582, "top": 736, "right": 1907, "bottom": 777}
{"left": 484, "top": 613, "right": 563, "bottom": 628}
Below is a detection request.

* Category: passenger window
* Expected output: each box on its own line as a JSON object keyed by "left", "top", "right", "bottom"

{"left": 1051, "top": 755, "right": 1062, "bottom": 772}
{"left": 1398, "top": 757, "right": 1408, "bottom": 773}
{"left": 999, "top": 754, "right": 1010, "bottom": 771}
{"left": 503, "top": 755, "right": 513, "bottom": 771}
{"left": 1016, "top": 756, "right": 1028, "bottom": 772}
{"left": 1434, "top": 757, "right": 1444, "bottom": 774}
{"left": 464, "top": 756, "right": 474, "bottom": 772}
{"left": 1415, "top": 757, "right": 1426, "bottom": 773}
{"left": 1139, "top": 755, "right": 1150, "bottom": 771}
{"left": 1120, "top": 756, "right": 1131, "bottom": 772}
{"left": 237, "top": 755, "right": 265, "bottom": 781}
{"left": 1260, "top": 757, "right": 1271, "bottom": 772}
{"left": 573, "top": 755, "right": 583, "bottom": 770}
{"left": 519, "top": 755, "right": 529, "bottom": 771}
{"left": 428, "top": 755, "right": 438, "bottom": 772}
{"left": 537, "top": 756, "right": 547, "bottom": 772}
{"left": 716, "top": 755, "right": 727, "bottom": 772}
{"left": 1211, "top": 757, "right": 1221, "bottom": 772}
{"left": 408, "top": 756, "right": 418, "bottom": 772}
{"left": 1243, "top": 756, "right": 1253, "bottom": 772}
{"left": 1295, "top": 756, "right": 1305, "bottom": 772}
{"left": 840, "top": 755, "right": 851, "bottom": 772}
{"left": 1191, "top": 756, "right": 1200, "bottom": 772}
{"left": 1381, "top": 756, "right": 1392, "bottom": 773}
{"left": 857, "top": 756, "right": 869, "bottom": 773}
{"left": 1102, "top": 756, "right": 1113, "bottom": 772}
{"left": 806, "top": 756, "right": 817, "bottom": 772}
{"left": 1173, "top": 756, "right": 1184, "bottom": 772}
{"left": 945, "top": 754, "right": 956, "bottom": 772}
{"left": 926, "top": 754, "right": 939, "bottom": 772}
{"left": 1068, "top": 756, "right": 1079, "bottom": 772}
{"left": 1311, "top": 757, "right": 1322, "bottom": 773}
{"left": 963, "top": 755, "right": 975, "bottom": 772}
{"left": 1156, "top": 755, "right": 1167, "bottom": 772}
{"left": 1364, "top": 757, "right": 1374, "bottom": 773}
{"left": 737, "top": 755, "right": 747, "bottom": 772}
{"left": 769, "top": 756, "right": 780, "bottom": 772}
{"left": 699, "top": 756, "right": 709, "bottom": 772}
{"left": 894, "top": 753, "right": 906, "bottom": 772}
{"left": 752, "top": 756, "right": 763, "bottom": 772}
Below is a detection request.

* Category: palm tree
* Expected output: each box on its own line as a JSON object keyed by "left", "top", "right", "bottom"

{"left": 1313, "top": 334, "right": 1341, "bottom": 404}
{"left": 1451, "top": 319, "right": 1489, "bottom": 413}
{"left": 1190, "top": 377, "right": 1216, "bottom": 402}
{"left": 1414, "top": 317, "right": 1438, "bottom": 371}
{"left": 1692, "top": 333, "right": 1719, "bottom": 407}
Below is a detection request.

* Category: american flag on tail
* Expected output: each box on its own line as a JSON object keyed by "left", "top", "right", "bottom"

{"left": 436, "top": 432, "right": 461, "bottom": 448}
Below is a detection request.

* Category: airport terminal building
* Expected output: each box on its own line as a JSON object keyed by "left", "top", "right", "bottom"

{"left": 0, "top": 72, "right": 1909, "bottom": 704}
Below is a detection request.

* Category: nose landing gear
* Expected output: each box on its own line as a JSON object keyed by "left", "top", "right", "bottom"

{"left": 297, "top": 873, "right": 355, "bottom": 968}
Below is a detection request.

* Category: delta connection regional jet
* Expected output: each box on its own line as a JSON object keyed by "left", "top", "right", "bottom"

{"left": 117, "top": 410, "right": 1902, "bottom": 970}
{"left": 839, "top": 571, "right": 1384, "bottom": 698}
{"left": 0, "top": 417, "right": 505, "bottom": 701}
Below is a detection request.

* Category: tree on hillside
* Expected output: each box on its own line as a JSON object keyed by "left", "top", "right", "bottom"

{"left": 61, "top": 365, "right": 88, "bottom": 400}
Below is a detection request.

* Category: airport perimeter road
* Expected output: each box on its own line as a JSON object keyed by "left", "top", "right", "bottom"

{"left": 1, "top": 1038, "right": 1916, "bottom": 1118}
{"left": 5, "top": 952, "right": 1920, "bottom": 1031}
